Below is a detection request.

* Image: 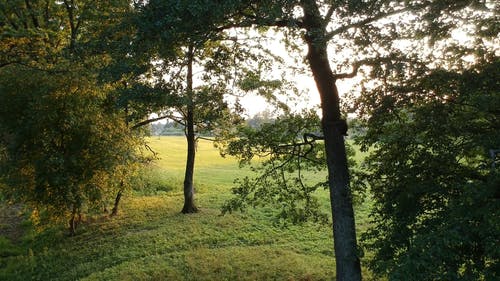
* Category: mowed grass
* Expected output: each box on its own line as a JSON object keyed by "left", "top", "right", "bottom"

{"left": 0, "top": 136, "right": 372, "bottom": 281}
{"left": 145, "top": 136, "right": 252, "bottom": 191}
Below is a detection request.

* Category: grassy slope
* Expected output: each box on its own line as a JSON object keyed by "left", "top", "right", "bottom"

{"left": 0, "top": 136, "right": 371, "bottom": 281}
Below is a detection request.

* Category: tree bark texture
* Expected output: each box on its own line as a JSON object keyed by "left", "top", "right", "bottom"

{"left": 68, "top": 205, "right": 78, "bottom": 236}
{"left": 68, "top": 214, "right": 76, "bottom": 236}
{"left": 110, "top": 188, "right": 123, "bottom": 216}
{"left": 182, "top": 45, "right": 198, "bottom": 214}
{"left": 300, "top": 1, "right": 361, "bottom": 280}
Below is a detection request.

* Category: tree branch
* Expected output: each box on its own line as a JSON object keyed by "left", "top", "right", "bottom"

{"left": 24, "top": 0, "right": 40, "bottom": 28}
{"left": 332, "top": 61, "right": 364, "bottom": 80}
{"left": 0, "top": 61, "right": 69, "bottom": 73}
{"left": 0, "top": 61, "right": 20, "bottom": 68}
{"left": 215, "top": 11, "right": 304, "bottom": 32}
{"left": 196, "top": 136, "right": 214, "bottom": 142}
{"left": 325, "top": 3, "right": 430, "bottom": 41}
{"left": 324, "top": 3, "right": 335, "bottom": 26}
{"left": 332, "top": 55, "right": 420, "bottom": 80}
{"left": 131, "top": 115, "right": 170, "bottom": 129}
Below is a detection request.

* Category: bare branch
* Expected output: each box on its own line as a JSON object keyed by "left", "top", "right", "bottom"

{"left": 196, "top": 136, "right": 214, "bottom": 142}
{"left": 169, "top": 115, "right": 186, "bottom": 127}
{"left": 131, "top": 115, "right": 170, "bottom": 129}
{"left": 144, "top": 143, "right": 158, "bottom": 158}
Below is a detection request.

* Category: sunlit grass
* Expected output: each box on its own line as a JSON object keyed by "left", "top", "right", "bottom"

{"left": 145, "top": 136, "right": 252, "bottom": 190}
{"left": 0, "top": 136, "right": 374, "bottom": 280}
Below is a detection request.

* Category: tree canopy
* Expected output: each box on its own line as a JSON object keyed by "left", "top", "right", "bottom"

{"left": 356, "top": 46, "right": 499, "bottom": 281}
{"left": 0, "top": 0, "right": 142, "bottom": 234}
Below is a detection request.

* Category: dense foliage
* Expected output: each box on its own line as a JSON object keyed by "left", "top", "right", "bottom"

{"left": 0, "top": 0, "right": 142, "bottom": 234}
{"left": 347, "top": 1, "right": 500, "bottom": 275}
{"left": 356, "top": 57, "right": 499, "bottom": 280}
{"left": 0, "top": 67, "right": 140, "bottom": 230}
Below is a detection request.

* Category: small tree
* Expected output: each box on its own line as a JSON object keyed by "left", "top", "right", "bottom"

{"left": 131, "top": 0, "right": 284, "bottom": 213}
{"left": 0, "top": 67, "right": 141, "bottom": 235}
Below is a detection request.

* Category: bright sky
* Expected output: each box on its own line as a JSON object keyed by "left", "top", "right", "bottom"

{"left": 233, "top": 29, "right": 358, "bottom": 118}
{"left": 238, "top": 75, "right": 356, "bottom": 117}
{"left": 236, "top": 21, "right": 488, "bottom": 118}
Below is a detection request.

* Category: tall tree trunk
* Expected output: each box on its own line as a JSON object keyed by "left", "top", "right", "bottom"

{"left": 182, "top": 45, "right": 198, "bottom": 214}
{"left": 301, "top": 1, "right": 361, "bottom": 280}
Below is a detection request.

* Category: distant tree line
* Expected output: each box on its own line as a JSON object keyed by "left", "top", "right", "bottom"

{"left": 149, "top": 110, "right": 280, "bottom": 136}
{"left": 149, "top": 121, "right": 185, "bottom": 136}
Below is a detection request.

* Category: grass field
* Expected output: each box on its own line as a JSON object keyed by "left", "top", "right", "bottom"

{"left": 0, "top": 136, "right": 372, "bottom": 280}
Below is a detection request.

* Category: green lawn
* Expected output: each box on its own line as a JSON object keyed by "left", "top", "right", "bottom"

{"left": 0, "top": 136, "right": 372, "bottom": 281}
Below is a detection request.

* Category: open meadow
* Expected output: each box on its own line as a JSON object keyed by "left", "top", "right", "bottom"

{"left": 0, "top": 136, "right": 372, "bottom": 281}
